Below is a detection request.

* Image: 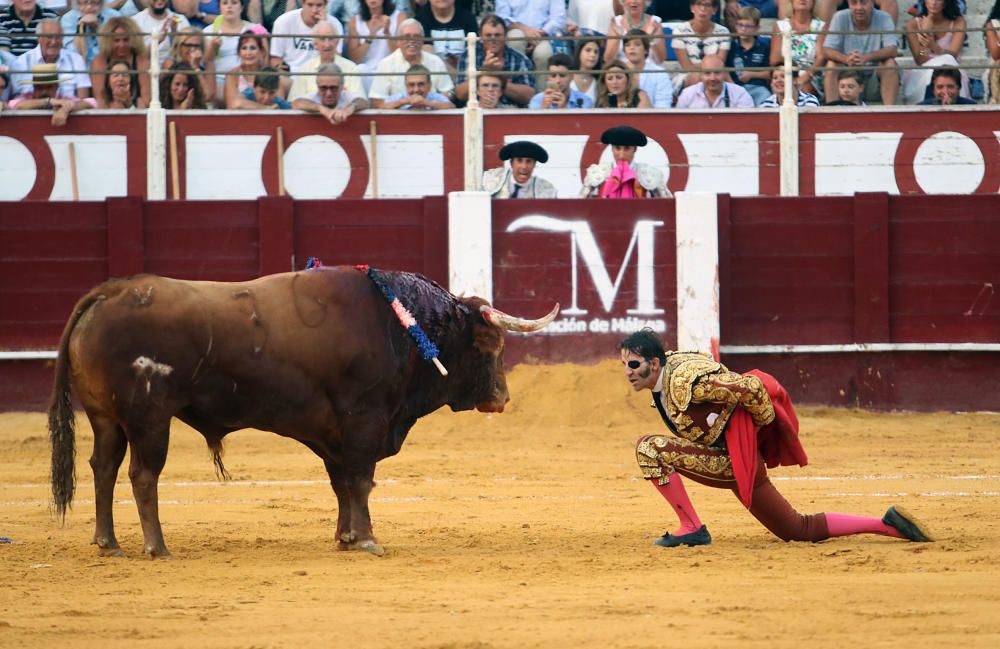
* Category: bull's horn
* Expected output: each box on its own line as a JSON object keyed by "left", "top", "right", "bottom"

{"left": 480, "top": 303, "right": 560, "bottom": 332}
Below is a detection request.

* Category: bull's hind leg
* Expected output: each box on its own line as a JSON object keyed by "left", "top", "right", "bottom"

{"left": 324, "top": 461, "right": 354, "bottom": 549}
{"left": 88, "top": 413, "right": 128, "bottom": 557}
{"left": 126, "top": 424, "right": 172, "bottom": 558}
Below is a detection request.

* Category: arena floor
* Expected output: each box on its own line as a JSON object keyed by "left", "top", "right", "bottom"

{"left": 1, "top": 361, "right": 998, "bottom": 648}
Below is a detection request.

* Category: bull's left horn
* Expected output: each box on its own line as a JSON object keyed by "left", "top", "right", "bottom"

{"left": 480, "top": 303, "right": 560, "bottom": 332}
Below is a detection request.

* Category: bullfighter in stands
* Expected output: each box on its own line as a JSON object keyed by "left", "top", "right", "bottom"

{"left": 580, "top": 125, "right": 669, "bottom": 198}
{"left": 482, "top": 141, "right": 557, "bottom": 198}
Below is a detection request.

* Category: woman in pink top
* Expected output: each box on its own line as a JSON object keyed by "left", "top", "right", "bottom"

{"left": 902, "top": 0, "right": 968, "bottom": 104}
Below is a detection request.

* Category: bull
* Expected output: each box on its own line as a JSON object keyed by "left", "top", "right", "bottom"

{"left": 48, "top": 267, "right": 557, "bottom": 558}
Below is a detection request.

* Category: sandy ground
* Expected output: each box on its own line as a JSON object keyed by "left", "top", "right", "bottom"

{"left": 1, "top": 360, "right": 999, "bottom": 649}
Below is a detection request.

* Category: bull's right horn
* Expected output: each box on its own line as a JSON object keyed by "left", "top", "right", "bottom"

{"left": 480, "top": 303, "right": 560, "bottom": 332}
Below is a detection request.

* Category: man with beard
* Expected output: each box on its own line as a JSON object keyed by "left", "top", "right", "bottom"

{"left": 288, "top": 21, "right": 364, "bottom": 101}
{"left": 368, "top": 18, "right": 453, "bottom": 108}
{"left": 676, "top": 54, "right": 753, "bottom": 108}
{"left": 618, "top": 328, "right": 933, "bottom": 548}
{"left": 481, "top": 140, "right": 556, "bottom": 198}
{"left": 132, "top": 0, "right": 190, "bottom": 65}
{"left": 580, "top": 125, "right": 669, "bottom": 198}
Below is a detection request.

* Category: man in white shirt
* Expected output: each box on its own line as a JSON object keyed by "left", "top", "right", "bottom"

{"left": 368, "top": 18, "right": 452, "bottom": 107}
{"left": 288, "top": 20, "right": 364, "bottom": 101}
{"left": 11, "top": 18, "right": 90, "bottom": 97}
{"left": 676, "top": 54, "right": 754, "bottom": 108}
{"left": 131, "top": 0, "right": 189, "bottom": 65}
{"left": 270, "top": 0, "right": 343, "bottom": 73}
{"left": 291, "top": 62, "right": 367, "bottom": 124}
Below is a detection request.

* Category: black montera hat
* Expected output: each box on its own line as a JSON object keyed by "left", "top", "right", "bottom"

{"left": 600, "top": 125, "right": 648, "bottom": 147}
{"left": 499, "top": 141, "right": 549, "bottom": 163}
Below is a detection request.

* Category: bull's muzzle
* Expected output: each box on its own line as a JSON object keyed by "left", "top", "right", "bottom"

{"left": 480, "top": 303, "right": 560, "bottom": 332}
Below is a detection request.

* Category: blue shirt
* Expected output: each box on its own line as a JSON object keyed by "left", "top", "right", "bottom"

{"left": 241, "top": 87, "right": 292, "bottom": 109}
{"left": 528, "top": 88, "right": 593, "bottom": 108}
{"left": 495, "top": 0, "right": 566, "bottom": 36}
{"left": 456, "top": 44, "right": 534, "bottom": 107}
{"left": 60, "top": 8, "right": 121, "bottom": 67}
{"left": 726, "top": 36, "right": 771, "bottom": 88}
{"left": 383, "top": 90, "right": 453, "bottom": 108}
{"left": 918, "top": 96, "right": 976, "bottom": 105}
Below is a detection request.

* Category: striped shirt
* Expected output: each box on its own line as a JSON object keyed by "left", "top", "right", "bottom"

{"left": 0, "top": 5, "right": 59, "bottom": 57}
{"left": 759, "top": 91, "right": 821, "bottom": 108}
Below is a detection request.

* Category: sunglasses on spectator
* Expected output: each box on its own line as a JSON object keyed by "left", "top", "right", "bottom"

{"left": 318, "top": 85, "right": 341, "bottom": 92}
{"left": 626, "top": 359, "right": 647, "bottom": 370}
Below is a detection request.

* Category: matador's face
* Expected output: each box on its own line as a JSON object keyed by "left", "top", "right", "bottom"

{"left": 621, "top": 349, "right": 660, "bottom": 392}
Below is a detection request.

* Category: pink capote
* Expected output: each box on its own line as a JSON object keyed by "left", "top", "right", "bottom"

{"left": 600, "top": 160, "right": 639, "bottom": 198}
{"left": 725, "top": 370, "right": 809, "bottom": 508}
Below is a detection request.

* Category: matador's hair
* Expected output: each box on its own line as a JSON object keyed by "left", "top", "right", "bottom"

{"left": 618, "top": 328, "right": 666, "bottom": 364}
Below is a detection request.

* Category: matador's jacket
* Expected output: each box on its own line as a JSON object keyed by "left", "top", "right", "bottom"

{"left": 636, "top": 352, "right": 809, "bottom": 507}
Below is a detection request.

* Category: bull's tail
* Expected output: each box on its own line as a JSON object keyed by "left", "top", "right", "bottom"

{"left": 48, "top": 290, "right": 106, "bottom": 521}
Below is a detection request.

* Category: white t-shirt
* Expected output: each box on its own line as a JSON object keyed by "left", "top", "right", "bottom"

{"left": 567, "top": 0, "right": 614, "bottom": 33}
{"left": 202, "top": 20, "right": 255, "bottom": 75}
{"left": 270, "top": 9, "right": 344, "bottom": 73}
{"left": 367, "top": 48, "right": 454, "bottom": 100}
{"left": 670, "top": 21, "right": 730, "bottom": 64}
{"left": 132, "top": 9, "right": 191, "bottom": 65}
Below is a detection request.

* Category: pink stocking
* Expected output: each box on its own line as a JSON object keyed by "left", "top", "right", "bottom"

{"left": 825, "top": 513, "right": 903, "bottom": 539}
{"left": 650, "top": 474, "right": 703, "bottom": 536}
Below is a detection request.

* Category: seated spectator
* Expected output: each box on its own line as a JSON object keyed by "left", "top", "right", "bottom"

{"left": 621, "top": 28, "right": 673, "bottom": 108}
{"left": 368, "top": 18, "right": 452, "bottom": 107}
{"left": 497, "top": 0, "right": 566, "bottom": 76}
{"left": 291, "top": 61, "right": 367, "bottom": 122}
{"left": 596, "top": 59, "right": 651, "bottom": 107}
{"left": 232, "top": 64, "right": 291, "bottom": 107}
{"left": 327, "top": 0, "right": 361, "bottom": 27}
{"left": 759, "top": 65, "right": 821, "bottom": 106}
{"left": 379, "top": 62, "right": 454, "bottom": 108}
{"left": 482, "top": 140, "right": 556, "bottom": 198}
{"left": 345, "top": 0, "right": 405, "bottom": 93}
{"left": 11, "top": 19, "right": 91, "bottom": 99}
{"left": 171, "top": 0, "right": 222, "bottom": 30}
{"left": 160, "top": 61, "right": 207, "bottom": 107}
{"left": 723, "top": 0, "right": 775, "bottom": 31}
{"left": 8, "top": 62, "right": 94, "bottom": 123}
{"left": 455, "top": 14, "right": 534, "bottom": 107}
{"left": 414, "top": 0, "right": 477, "bottom": 69}
{"left": 988, "top": 0, "right": 1000, "bottom": 104}
{"left": 566, "top": 0, "right": 614, "bottom": 43}
{"left": 676, "top": 53, "right": 754, "bottom": 107}
{"left": 473, "top": 70, "right": 515, "bottom": 108}
{"left": 270, "top": 0, "right": 343, "bottom": 73}
{"left": 580, "top": 125, "right": 669, "bottom": 198}
{"left": 902, "top": 0, "right": 968, "bottom": 105}
{"left": 61, "top": 0, "right": 120, "bottom": 67}
{"left": 727, "top": 7, "right": 771, "bottom": 106}
{"left": 570, "top": 37, "right": 601, "bottom": 104}
{"left": 288, "top": 21, "right": 364, "bottom": 101}
{"left": 529, "top": 52, "right": 593, "bottom": 108}
{"left": 824, "top": 67, "right": 866, "bottom": 104}
{"left": 246, "top": 0, "right": 287, "bottom": 32}
{"left": 224, "top": 31, "right": 268, "bottom": 107}
{"left": 132, "top": 0, "right": 191, "bottom": 65}
{"left": 822, "top": 0, "right": 898, "bottom": 105}
{"left": 605, "top": 0, "right": 666, "bottom": 66}
{"left": 203, "top": 0, "right": 258, "bottom": 105}
{"left": 100, "top": 57, "right": 138, "bottom": 106}
{"left": 90, "top": 16, "right": 150, "bottom": 107}
{"left": 671, "top": 0, "right": 731, "bottom": 92}
{"left": 770, "top": 0, "right": 825, "bottom": 99}
{"left": 917, "top": 66, "right": 976, "bottom": 104}
{"left": 163, "top": 27, "right": 216, "bottom": 103}
{"left": 817, "top": 0, "right": 897, "bottom": 25}
{"left": 1, "top": 0, "right": 59, "bottom": 57}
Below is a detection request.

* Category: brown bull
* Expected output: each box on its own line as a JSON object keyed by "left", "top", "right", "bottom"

{"left": 49, "top": 267, "right": 557, "bottom": 558}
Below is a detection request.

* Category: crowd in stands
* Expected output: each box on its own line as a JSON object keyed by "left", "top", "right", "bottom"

{"left": 1, "top": 0, "right": 999, "bottom": 120}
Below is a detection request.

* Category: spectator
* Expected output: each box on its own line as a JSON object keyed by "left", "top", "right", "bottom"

{"left": 11, "top": 18, "right": 91, "bottom": 99}
{"left": 902, "top": 0, "right": 968, "bottom": 105}
{"left": 473, "top": 69, "right": 508, "bottom": 108}
{"left": 759, "top": 64, "right": 821, "bottom": 106}
{"left": 291, "top": 61, "right": 366, "bottom": 122}
{"left": 580, "top": 125, "right": 669, "bottom": 198}
{"left": 90, "top": 16, "right": 149, "bottom": 107}
{"left": 596, "top": 59, "right": 651, "bottom": 107}
{"left": 414, "top": 0, "right": 476, "bottom": 69}
{"left": 917, "top": 65, "right": 976, "bottom": 104}
{"left": 132, "top": 0, "right": 190, "bottom": 65}
{"left": 203, "top": 0, "right": 257, "bottom": 106}
{"left": 224, "top": 30, "right": 266, "bottom": 106}
{"left": 9, "top": 61, "right": 94, "bottom": 122}
{"left": 160, "top": 61, "right": 207, "bottom": 107}
{"left": 164, "top": 27, "right": 215, "bottom": 102}
{"left": 770, "top": 0, "right": 825, "bottom": 99}
{"left": 671, "top": 0, "right": 730, "bottom": 92}
{"left": 496, "top": 0, "right": 566, "bottom": 76}
{"left": 817, "top": 0, "right": 897, "bottom": 26}
{"left": 327, "top": 0, "right": 360, "bottom": 27}
{"left": 621, "top": 28, "right": 672, "bottom": 108}
{"left": 482, "top": 140, "right": 556, "bottom": 198}
{"left": 61, "top": 0, "right": 120, "bottom": 67}
{"left": 368, "top": 19, "right": 451, "bottom": 106}
{"left": 171, "top": 0, "right": 221, "bottom": 30}
{"left": 270, "top": 0, "right": 342, "bottom": 73}
{"left": 0, "top": 67, "right": 9, "bottom": 104}
{"left": 988, "top": 0, "right": 1000, "bottom": 104}
{"left": 566, "top": 0, "right": 614, "bottom": 43}
{"left": 676, "top": 53, "right": 754, "bottom": 107}
{"left": 727, "top": 6, "right": 771, "bottom": 106}
{"left": 724, "top": 0, "right": 775, "bottom": 32}
{"left": 289, "top": 21, "right": 364, "bottom": 101}
{"left": 454, "top": 14, "right": 534, "bottom": 106}
{"left": 822, "top": 0, "right": 898, "bottom": 105}
{"left": 529, "top": 52, "right": 593, "bottom": 108}
{"left": 231, "top": 64, "right": 291, "bottom": 106}
{"left": 100, "top": 57, "right": 137, "bottom": 106}
{"left": 379, "top": 61, "right": 452, "bottom": 108}
{"left": 1, "top": 0, "right": 59, "bottom": 57}
{"left": 246, "top": 0, "right": 286, "bottom": 32}
{"left": 605, "top": 0, "right": 666, "bottom": 66}
{"left": 345, "top": 0, "right": 404, "bottom": 93}
{"left": 570, "top": 37, "right": 600, "bottom": 104}
{"left": 824, "top": 67, "right": 865, "bottom": 104}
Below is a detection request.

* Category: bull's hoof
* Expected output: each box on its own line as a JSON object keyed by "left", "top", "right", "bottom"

{"left": 144, "top": 546, "right": 172, "bottom": 560}
{"left": 359, "top": 540, "right": 385, "bottom": 557}
{"left": 92, "top": 536, "right": 125, "bottom": 557}
{"left": 97, "top": 546, "right": 126, "bottom": 558}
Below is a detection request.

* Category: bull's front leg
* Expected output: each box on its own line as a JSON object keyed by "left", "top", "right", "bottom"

{"left": 330, "top": 463, "right": 382, "bottom": 556}
{"left": 324, "top": 461, "right": 354, "bottom": 548}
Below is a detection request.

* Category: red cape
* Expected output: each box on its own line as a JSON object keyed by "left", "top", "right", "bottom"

{"left": 725, "top": 370, "right": 809, "bottom": 508}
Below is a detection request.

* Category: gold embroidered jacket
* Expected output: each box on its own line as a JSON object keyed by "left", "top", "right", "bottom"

{"left": 653, "top": 352, "right": 775, "bottom": 446}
